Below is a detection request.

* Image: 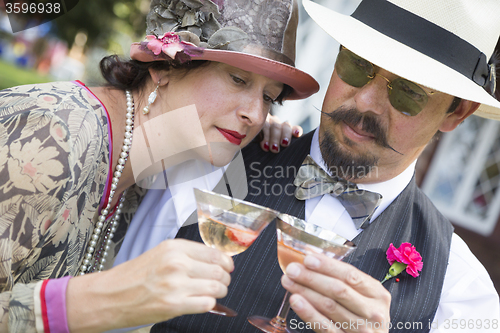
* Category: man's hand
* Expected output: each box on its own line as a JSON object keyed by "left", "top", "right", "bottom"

{"left": 281, "top": 253, "right": 391, "bottom": 333}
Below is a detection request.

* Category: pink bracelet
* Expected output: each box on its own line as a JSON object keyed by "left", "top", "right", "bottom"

{"left": 42, "top": 276, "right": 72, "bottom": 333}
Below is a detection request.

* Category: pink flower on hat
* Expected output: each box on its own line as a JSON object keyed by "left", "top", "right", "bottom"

{"left": 146, "top": 33, "right": 186, "bottom": 59}
{"left": 381, "top": 242, "right": 423, "bottom": 284}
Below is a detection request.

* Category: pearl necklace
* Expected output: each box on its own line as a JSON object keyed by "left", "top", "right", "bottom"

{"left": 79, "top": 90, "right": 135, "bottom": 274}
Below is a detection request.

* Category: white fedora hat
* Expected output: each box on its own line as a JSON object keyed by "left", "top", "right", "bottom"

{"left": 303, "top": 0, "right": 500, "bottom": 120}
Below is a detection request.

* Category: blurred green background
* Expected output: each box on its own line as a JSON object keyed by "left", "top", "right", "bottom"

{"left": 0, "top": 58, "right": 50, "bottom": 89}
{"left": 0, "top": 0, "right": 150, "bottom": 90}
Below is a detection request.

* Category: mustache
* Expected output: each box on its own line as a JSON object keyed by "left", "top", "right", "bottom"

{"left": 314, "top": 106, "right": 403, "bottom": 155}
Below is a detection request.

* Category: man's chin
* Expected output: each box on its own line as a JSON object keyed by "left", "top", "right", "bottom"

{"left": 320, "top": 131, "right": 378, "bottom": 180}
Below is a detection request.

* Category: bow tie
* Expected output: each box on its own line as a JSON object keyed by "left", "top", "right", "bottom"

{"left": 294, "top": 155, "right": 382, "bottom": 229}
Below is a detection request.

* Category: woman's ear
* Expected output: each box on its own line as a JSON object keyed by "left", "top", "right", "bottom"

{"left": 148, "top": 68, "right": 170, "bottom": 87}
{"left": 439, "top": 99, "right": 480, "bottom": 132}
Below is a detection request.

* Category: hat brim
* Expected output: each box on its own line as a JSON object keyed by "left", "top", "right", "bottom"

{"left": 303, "top": 0, "right": 500, "bottom": 119}
{"left": 130, "top": 43, "right": 319, "bottom": 100}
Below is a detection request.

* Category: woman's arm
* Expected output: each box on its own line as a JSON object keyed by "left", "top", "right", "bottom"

{"left": 66, "top": 239, "right": 233, "bottom": 332}
{"left": 0, "top": 110, "right": 71, "bottom": 332}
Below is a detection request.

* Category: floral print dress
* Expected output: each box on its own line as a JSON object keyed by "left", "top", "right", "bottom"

{"left": 0, "top": 82, "right": 142, "bottom": 332}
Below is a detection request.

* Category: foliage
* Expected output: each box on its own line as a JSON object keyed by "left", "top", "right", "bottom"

{"left": 0, "top": 60, "right": 51, "bottom": 90}
{"left": 50, "top": 0, "right": 149, "bottom": 49}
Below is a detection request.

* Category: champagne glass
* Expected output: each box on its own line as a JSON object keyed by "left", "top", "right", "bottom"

{"left": 194, "top": 188, "right": 279, "bottom": 317}
{"left": 248, "top": 213, "right": 356, "bottom": 332}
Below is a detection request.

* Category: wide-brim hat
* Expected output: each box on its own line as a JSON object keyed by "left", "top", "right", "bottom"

{"left": 303, "top": 0, "right": 500, "bottom": 119}
{"left": 130, "top": 0, "right": 319, "bottom": 100}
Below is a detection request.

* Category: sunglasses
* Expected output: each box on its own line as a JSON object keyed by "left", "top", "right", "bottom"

{"left": 335, "top": 47, "right": 435, "bottom": 116}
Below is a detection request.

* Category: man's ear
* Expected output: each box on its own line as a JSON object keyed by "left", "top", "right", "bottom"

{"left": 148, "top": 68, "right": 170, "bottom": 87}
{"left": 439, "top": 100, "right": 480, "bottom": 132}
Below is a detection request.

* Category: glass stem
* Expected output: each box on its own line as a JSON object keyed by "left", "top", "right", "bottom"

{"left": 270, "top": 291, "right": 291, "bottom": 330}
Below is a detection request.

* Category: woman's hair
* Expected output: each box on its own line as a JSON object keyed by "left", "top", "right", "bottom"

{"left": 277, "top": 85, "right": 293, "bottom": 105}
{"left": 99, "top": 55, "right": 293, "bottom": 104}
{"left": 99, "top": 55, "right": 207, "bottom": 91}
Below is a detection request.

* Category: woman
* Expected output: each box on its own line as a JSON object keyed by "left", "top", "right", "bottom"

{"left": 0, "top": 0, "right": 318, "bottom": 332}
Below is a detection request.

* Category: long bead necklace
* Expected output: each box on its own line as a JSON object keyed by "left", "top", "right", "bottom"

{"left": 79, "top": 90, "right": 135, "bottom": 274}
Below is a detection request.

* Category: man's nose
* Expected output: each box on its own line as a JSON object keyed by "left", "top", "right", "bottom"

{"left": 236, "top": 94, "right": 267, "bottom": 125}
{"left": 354, "top": 74, "right": 392, "bottom": 116}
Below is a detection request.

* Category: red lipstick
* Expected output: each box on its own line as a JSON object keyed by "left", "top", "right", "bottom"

{"left": 217, "top": 128, "right": 246, "bottom": 145}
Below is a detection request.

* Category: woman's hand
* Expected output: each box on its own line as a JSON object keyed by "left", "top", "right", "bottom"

{"left": 260, "top": 114, "right": 303, "bottom": 153}
{"left": 66, "top": 239, "right": 233, "bottom": 333}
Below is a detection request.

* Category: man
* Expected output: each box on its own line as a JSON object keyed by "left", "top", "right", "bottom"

{"left": 153, "top": 0, "right": 500, "bottom": 332}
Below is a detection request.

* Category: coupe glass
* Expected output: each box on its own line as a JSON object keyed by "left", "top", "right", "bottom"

{"left": 194, "top": 188, "right": 279, "bottom": 317}
{"left": 248, "top": 213, "right": 356, "bottom": 332}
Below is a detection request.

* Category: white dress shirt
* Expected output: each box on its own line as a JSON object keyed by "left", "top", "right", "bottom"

{"left": 306, "top": 129, "right": 499, "bottom": 332}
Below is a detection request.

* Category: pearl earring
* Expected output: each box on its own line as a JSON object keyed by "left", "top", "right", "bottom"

{"left": 143, "top": 82, "right": 160, "bottom": 115}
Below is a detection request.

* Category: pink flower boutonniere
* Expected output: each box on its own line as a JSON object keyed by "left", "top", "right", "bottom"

{"left": 381, "top": 242, "right": 423, "bottom": 284}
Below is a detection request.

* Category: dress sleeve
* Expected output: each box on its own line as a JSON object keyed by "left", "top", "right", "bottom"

{"left": 0, "top": 101, "right": 74, "bottom": 332}
{"left": 0, "top": 82, "right": 109, "bottom": 332}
